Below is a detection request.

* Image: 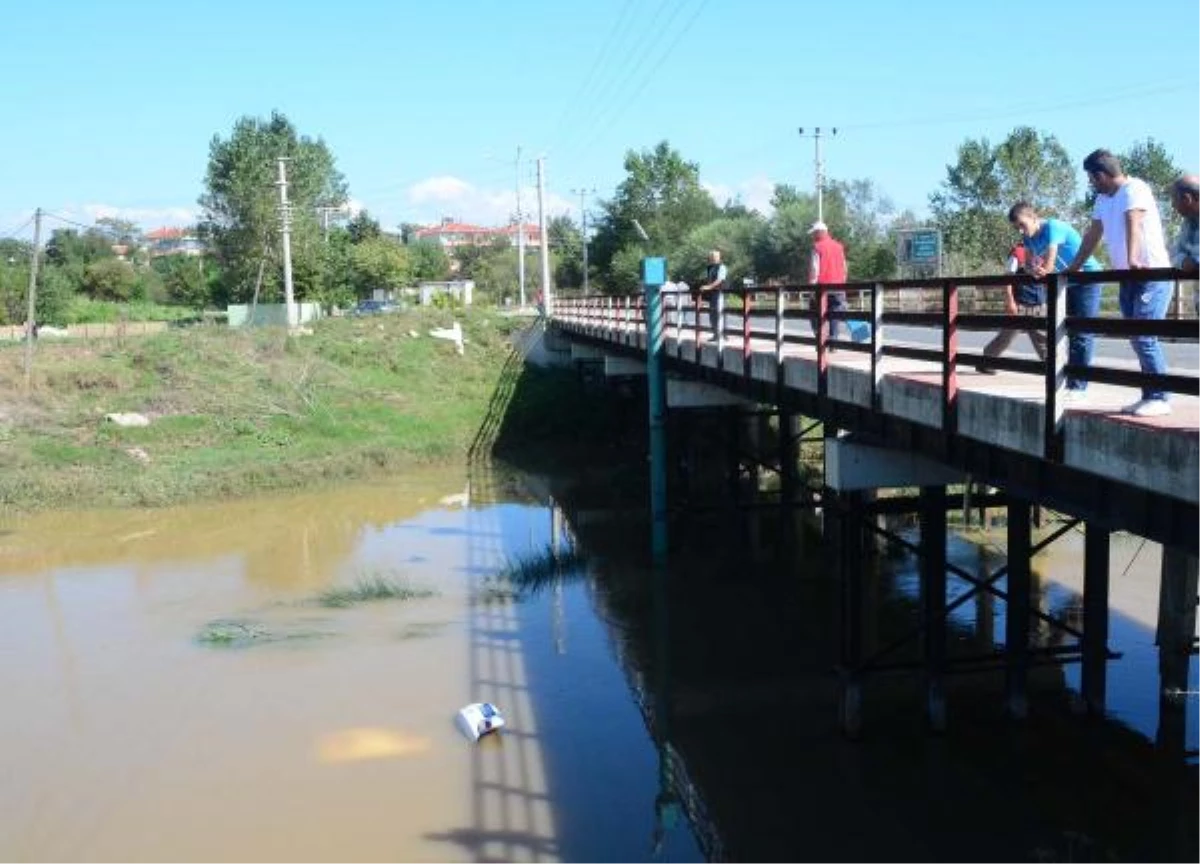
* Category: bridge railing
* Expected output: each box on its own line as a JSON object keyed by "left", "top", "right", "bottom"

{"left": 551, "top": 268, "right": 1198, "bottom": 456}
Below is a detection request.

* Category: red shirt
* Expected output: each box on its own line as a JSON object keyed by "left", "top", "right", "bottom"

{"left": 812, "top": 235, "right": 847, "bottom": 284}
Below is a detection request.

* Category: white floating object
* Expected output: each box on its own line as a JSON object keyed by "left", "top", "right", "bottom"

{"left": 456, "top": 702, "right": 505, "bottom": 742}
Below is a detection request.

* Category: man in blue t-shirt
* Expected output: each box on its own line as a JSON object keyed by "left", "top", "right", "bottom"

{"left": 1008, "top": 202, "right": 1103, "bottom": 400}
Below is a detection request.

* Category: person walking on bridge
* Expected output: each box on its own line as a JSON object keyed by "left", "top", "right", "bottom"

{"left": 1067, "top": 149, "right": 1172, "bottom": 417}
{"left": 1009, "top": 202, "right": 1103, "bottom": 399}
{"left": 976, "top": 238, "right": 1047, "bottom": 374}
{"left": 696, "top": 249, "right": 727, "bottom": 340}
{"left": 1170, "top": 174, "right": 1199, "bottom": 313}
{"left": 808, "top": 221, "right": 847, "bottom": 344}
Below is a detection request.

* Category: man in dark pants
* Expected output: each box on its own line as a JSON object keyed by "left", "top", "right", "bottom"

{"left": 695, "top": 249, "right": 727, "bottom": 340}
{"left": 808, "top": 221, "right": 847, "bottom": 343}
{"left": 977, "top": 241, "right": 1046, "bottom": 373}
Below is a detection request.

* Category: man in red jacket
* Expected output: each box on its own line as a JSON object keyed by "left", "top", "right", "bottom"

{"left": 808, "top": 221, "right": 848, "bottom": 342}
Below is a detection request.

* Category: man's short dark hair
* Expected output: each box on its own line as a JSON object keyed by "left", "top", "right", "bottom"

{"left": 1083, "top": 149, "right": 1123, "bottom": 178}
{"left": 1174, "top": 176, "right": 1200, "bottom": 197}
{"left": 1007, "top": 201, "right": 1036, "bottom": 223}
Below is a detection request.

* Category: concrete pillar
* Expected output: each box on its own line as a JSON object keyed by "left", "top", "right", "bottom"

{"left": 1006, "top": 499, "right": 1032, "bottom": 719}
{"left": 779, "top": 410, "right": 799, "bottom": 504}
{"left": 1156, "top": 547, "right": 1198, "bottom": 758}
{"left": 920, "top": 485, "right": 948, "bottom": 733}
{"left": 1081, "top": 524, "right": 1111, "bottom": 716}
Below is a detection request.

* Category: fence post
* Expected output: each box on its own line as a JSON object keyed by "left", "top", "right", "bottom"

{"left": 816, "top": 284, "right": 829, "bottom": 402}
{"left": 941, "top": 281, "right": 958, "bottom": 448}
{"left": 1044, "top": 273, "right": 1066, "bottom": 461}
{"left": 715, "top": 291, "right": 726, "bottom": 370}
{"left": 871, "top": 282, "right": 885, "bottom": 411}
{"left": 742, "top": 290, "right": 752, "bottom": 370}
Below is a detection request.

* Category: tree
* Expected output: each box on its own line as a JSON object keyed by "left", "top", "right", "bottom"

{"left": 349, "top": 236, "right": 411, "bottom": 297}
{"left": 548, "top": 214, "right": 584, "bottom": 288}
{"left": 81, "top": 258, "right": 137, "bottom": 301}
{"left": 590, "top": 141, "right": 719, "bottom": 291}
{"left": 156, "top": 255, "right": 212, "bottom": 311}
{"left": 95, "top": 216, "right": 141, "bottom": 246}
{"left": 930, "top": 126, "right": 1076, "bottom": 272}
{"left": 408, "top": 240, "right": 450, "bottom": 282}
{"left": 675, "top": 215, "right": 764, "bottom": 285}
{"left": 198, "top": 111, "right": 348, "bottom": 304}
{"left": 347, "top": 210, "right": 382, "bottom": 244}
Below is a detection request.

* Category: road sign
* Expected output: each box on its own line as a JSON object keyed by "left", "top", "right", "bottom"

{"left": 898, "top": 229, "right": 941, "bottom": 266}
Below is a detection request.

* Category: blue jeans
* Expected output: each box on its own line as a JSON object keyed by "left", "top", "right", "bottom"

{"left": 1066, "top": 283, "right": 1100, "bottom": 391}
{"left": 1119, "top": 279, "right": 1171, "bottom": 401}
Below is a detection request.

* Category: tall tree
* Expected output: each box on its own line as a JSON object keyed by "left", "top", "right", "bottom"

{"left": 347, "top": 210, "right": 382, "bottom": 244}
{"left": 930, "top": 126, "right": 1076, "bottom": 272}
{"left": 409, "top": 241, "right": 451, "bottom": 282}
{"left": 198, "top": 111, "right": 348, "bottom": 304}
{"left": 547, "top": 214, "right": 583, "bottom": 288}
{"left": 590, "top": 141, "right": 719, "bottom": 291}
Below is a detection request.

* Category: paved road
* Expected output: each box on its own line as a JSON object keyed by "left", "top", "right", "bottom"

{"left": 670, "top": 310, "right": 1198, "bottom": 372}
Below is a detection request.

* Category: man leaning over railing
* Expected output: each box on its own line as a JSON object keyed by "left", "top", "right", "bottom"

{"left": 1067, "top": 149, "right": 1174, "bottom": 418}
{"left": 1013, "top": 202, "right": 1104, "bottom": 402}
{"left": 1170, "top": 174, "right": 1199, "bottom": 314}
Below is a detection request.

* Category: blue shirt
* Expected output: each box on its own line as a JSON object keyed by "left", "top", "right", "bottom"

{"left": 1025, "top": 218, "right": 1101, "bottom": 274}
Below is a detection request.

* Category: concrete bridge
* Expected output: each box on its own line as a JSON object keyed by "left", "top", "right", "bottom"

{"left": 544, "top": 267, "right": 1198, "bottom": 735}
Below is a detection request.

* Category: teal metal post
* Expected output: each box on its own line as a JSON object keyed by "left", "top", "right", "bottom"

{"left": 643, "top": 256, "right": 668, "bottom": 566}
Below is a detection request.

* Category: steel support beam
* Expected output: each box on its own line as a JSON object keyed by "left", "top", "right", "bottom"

{"left": 1006, "top": 499, "right": 1032, "bottom": 719}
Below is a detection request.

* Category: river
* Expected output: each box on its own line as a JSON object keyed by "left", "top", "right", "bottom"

{"left": 0, "top": 462, "right": 1194, "bottom": 861}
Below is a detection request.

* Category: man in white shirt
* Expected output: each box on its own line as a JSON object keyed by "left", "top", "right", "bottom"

{"left": 1067, "top": 149, "right": 1173, "bottom": 417}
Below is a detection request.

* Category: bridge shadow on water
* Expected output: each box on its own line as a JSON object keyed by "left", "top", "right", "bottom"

{"left": 434, "top": 332, "right": 1196, "bottom": 862}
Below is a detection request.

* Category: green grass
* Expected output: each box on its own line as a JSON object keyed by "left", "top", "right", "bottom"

{"left": 313, "top": 574, "right": 437, "bottom": 608}
{"left": 0, "top": 307, "right": 531, "bottom": 511}
{"left": 61, "top": 297, "right": 198, "bottom": 325}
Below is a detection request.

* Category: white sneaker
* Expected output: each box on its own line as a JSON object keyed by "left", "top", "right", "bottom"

{"left": 1127, "top": 399, "right": 1172, "bottom": 418}
{"left": 1062, "top": 390, "right": 1088, "bottom": 405}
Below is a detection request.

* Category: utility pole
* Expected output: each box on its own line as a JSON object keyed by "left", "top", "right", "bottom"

{"left": 515, "top": 145, "right": 526, "bottom": 307}
{"left": 276, "top": 158, "right": 297, "bottom": 329}
{"left": 23, "top": 207, "right": 42, "bottom": 391}
{"left": 798, "top": 126, "right": 837, "bottom": 223}
{"left": 536, "top": 156, "right": 552, "bottom": 313}
{"left": 572, "top": 187, "right": 596, "bottom": 293}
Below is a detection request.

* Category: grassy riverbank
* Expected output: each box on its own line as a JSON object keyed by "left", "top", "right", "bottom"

{"left": 0, "top": 308, "right": 536, "bottom": 512}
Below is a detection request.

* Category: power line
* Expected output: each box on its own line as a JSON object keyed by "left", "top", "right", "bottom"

{"left": 553, "top": 0, "right": 691, "bottom": 161}
{"left": 564, "top": 0, "right": 712, "bottom": 164}
{"left": 0, "top": 215, "right": 35, "bottom": 240}
{"left": 545, "top": 0, "right": 639, "bottom": 154}
{"left": 840, "top": 80, "right": 1192, "bottom": 132}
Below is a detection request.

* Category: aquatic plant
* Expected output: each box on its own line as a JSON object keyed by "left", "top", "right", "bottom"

{"left": 314, "top": 574, "right": 437, "bottom": 608}
{"left": 195, "top": 618, "right": 333, "bottom": 649}
{"left": 488, "top": 543, "right": 590, "bottom": 599}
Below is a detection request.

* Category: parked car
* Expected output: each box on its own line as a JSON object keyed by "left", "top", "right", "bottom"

{"left": 351, "top": 299, "right": 399, "bottom": 316}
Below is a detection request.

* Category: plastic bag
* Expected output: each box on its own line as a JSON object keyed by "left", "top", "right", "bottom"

{"left": 456, "top": 702, "right": 505, "bottom": 742}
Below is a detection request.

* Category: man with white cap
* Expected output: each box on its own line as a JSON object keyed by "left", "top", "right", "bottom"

{"left": 808, "top": 220, "right": 848, "bottom": 342}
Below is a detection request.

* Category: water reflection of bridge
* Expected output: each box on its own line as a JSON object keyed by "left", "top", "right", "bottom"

{"left": 544, "top": 472, "right": 1197, "bottom": 862}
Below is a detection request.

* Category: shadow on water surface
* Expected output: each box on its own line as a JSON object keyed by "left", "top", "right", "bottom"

{"left": 462, "top": 356, "right": 1197, "bottom": 862}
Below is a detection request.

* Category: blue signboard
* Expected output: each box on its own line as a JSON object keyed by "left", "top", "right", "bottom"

{"left": 900, "top": 230, "right": 941, "bottom": 265}
{"left": 641, "top": 256, "right": 667, "bottom": 287}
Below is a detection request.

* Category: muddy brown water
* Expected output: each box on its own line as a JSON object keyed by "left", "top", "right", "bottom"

{"left": 0, "top": 464, "right": 1195, "bottom": 862}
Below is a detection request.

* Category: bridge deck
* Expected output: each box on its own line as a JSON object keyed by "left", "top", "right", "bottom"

{"left": 555, "top": 319, "right": 1199, "bottom": 510}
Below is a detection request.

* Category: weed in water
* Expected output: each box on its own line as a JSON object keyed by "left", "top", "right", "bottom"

{"left": 314, "top": 574, "right": 437, "bottom": 608}
{"left": 195, "top": 618, "right": 333, "bottom": 649}
{"left": 494, "top": 543, "right": 590, "bottom": 598}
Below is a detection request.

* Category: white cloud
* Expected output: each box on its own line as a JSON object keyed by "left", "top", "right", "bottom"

{"left": 702, "top": 174, "right": 777, "bottom": 215}
{"left": 399, "top": 175, "right": 576, "bottom": 227}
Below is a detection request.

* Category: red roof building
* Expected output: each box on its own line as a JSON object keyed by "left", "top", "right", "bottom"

{"left": 414, "top": 218, "right": 541, "bottom": 249}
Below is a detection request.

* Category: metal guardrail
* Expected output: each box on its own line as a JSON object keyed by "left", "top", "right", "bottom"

{"left": 551, "top": 268, "right": 1198, "bottom": 463}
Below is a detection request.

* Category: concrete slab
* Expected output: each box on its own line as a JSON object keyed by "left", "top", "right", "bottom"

{"left": 1065, "top": 411, "right": 1199, "bottom": 504}
{"left": 721, "top": 346, "right": 745, "bottom": 376}
{"left": 825, "top": 438, "right": 965, "bottom": 491}
{"left": 605, "top": 356, "right": 646, "bottom": 376}
{"left": 668, "top": 379, "right": 754, "bottom": 409}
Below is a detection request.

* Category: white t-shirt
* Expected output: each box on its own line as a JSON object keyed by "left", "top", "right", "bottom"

{"left": 1091, "top": 177, "right": 1170, "bottom": 269}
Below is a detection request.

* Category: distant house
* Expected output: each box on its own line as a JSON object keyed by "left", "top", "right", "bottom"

{"left": 413, "top": 217, "right": 541, "bottom": 250}
{"left": 145, "top": 226, "right": 204, "bottom": 257}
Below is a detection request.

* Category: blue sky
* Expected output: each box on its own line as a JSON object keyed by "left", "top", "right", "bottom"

{"left": 2, "top": 0, "right": 1197, "bottom": 238}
